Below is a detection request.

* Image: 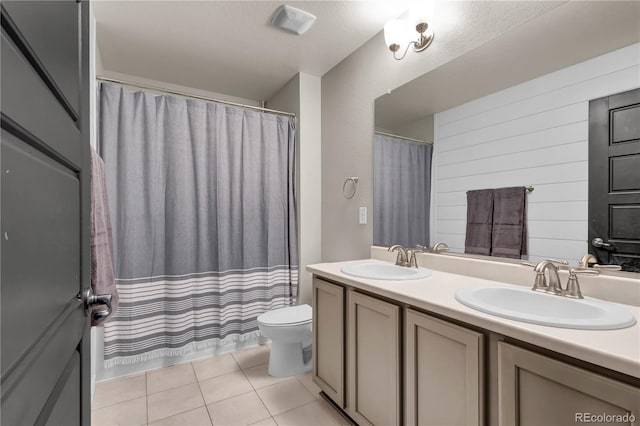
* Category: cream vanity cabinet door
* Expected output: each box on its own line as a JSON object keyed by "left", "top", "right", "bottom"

{"left": 347, "top": 290, "right": 401, "bottom": 426}
{"left": 498, "top": 342, "right": 640, "bottom": 425}
{"left": 405, "top": 309, "right": 485, "bottom": 426}
{"left": 312, "top": 277, "right": 345, "bottom": 407}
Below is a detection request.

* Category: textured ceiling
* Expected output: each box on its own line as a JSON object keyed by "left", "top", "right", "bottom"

{"left": 375, "top": 1, "right": 640, "bottom": 130}
{"left": 93, "top": 0, "right": 413, "bottom": 100}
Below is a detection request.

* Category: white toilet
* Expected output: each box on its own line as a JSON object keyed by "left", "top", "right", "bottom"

{"left": 257, "top": 304, "right": 312, "bottom": 377}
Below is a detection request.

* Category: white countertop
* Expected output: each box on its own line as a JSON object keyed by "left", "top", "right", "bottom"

{"left": 307, "top": 259, "right": 640, "bottom": 379}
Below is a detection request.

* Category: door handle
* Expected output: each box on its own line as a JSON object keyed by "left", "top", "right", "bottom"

{"left": 84, "top": 289, "right": 112, "bottom": 324}
{"left": 591, "top": 237, "right": 613, "bottom": 249}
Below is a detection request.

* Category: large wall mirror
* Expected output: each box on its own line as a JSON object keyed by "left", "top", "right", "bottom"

{"left": 373, "top": 2, "right": 640, "bottom": 274}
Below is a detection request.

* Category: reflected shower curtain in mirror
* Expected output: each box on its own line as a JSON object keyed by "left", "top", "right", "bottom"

{"left": 374, "top": 133, "right": 432, "bottom": 247}
{"left": 99, "top": 83, "right": 298, "bottom": 366}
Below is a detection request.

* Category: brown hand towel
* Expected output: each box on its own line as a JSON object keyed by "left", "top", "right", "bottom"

{"left": 491, "top": 186, "right": 527, "bottom": 259}
{"left": 465, "top": 189, "right": 494, "bottom": 255}
{"left": 90, "top": 146, "right": 119, "bottom": 326}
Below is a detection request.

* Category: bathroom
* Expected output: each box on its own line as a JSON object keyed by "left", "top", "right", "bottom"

{"left": 1, "top": 1, "right": 639, "bottom": 425}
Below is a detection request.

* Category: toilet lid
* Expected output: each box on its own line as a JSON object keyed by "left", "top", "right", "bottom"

{"left": 257, "top": 304, "right": 312, "bottom": 326}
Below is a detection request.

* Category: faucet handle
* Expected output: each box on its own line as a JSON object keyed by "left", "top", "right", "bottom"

{"left": 545, "top": 258, "right": 569, "bottom": 265}
{"left": 407, "top": 247, "right": 424, "bottom": 268}
{"left": 415, "top": 244, "right": 428, "bottom": 251}
{"left": 564, "top": 268, "right": 599, "bottom": 299}
{"left": 592, "top": 264, "right": 622, "bottom": 271}
{"left": 520, "top": 261, "right": 537, "bottom": 268}
{"left": 388, "top": 245, "right": 408, "bottom": 266}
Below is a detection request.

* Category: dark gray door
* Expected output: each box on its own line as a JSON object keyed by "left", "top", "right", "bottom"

{"left": 1, "top": 1, "right": 91, "bottom": 425}
{"left": 589, "top": 88, "right": 640, "bottom": 272}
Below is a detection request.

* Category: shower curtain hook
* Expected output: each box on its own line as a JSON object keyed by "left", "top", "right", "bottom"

{"left": 343, "top": 176, "right": 359, "bottom": 199}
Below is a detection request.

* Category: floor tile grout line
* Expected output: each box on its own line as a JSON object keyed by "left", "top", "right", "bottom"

{"left": 192, "top": 361, "right": 215, "bottom": 426}
{"left": 91, "top": 375, "right": 148, "bottom": 411}
{"left": 239, "top": 361, "right": 260, "bottom": 392}
{"left": 271, "top": 398, "right": 322, "bottom": 419}
{"left": 145, "top": 371, "right": 149, "bottom": 425}
{"left": 254, "top": 376, "right": 317, "bottom": 418}
{"left": 145, "top": 363, "right": 206, "bottom": 425}
{"left": 253, "top": 386, "right": 279, "bottom": 420}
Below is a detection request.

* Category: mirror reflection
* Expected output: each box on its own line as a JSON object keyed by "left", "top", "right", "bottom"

{"left": 374, "top": 40, "right": 640, "bottom": 273}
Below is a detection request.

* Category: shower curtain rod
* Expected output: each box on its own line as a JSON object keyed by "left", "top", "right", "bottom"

{"left": 374, "top": 131, "right": 432, "bottom": 145}
{"left": 96, "top": 76, "right": 296, "bottom": 117}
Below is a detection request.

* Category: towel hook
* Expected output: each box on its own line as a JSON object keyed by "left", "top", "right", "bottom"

{"left": 343, "top": 176, "right": 359, "bottom": 199}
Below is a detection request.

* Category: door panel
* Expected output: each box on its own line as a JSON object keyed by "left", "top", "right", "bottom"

{"left": 611, "top": 105, "right": 640, "bottom": 143}
{"left": 1, "top": 129, "right": 80, "bottom": 370}
{"left": 610, "top": 206, "right": 640, "bottom": 240}
{"left": 43, "top": 352, "right": 82, "bottom": 426}
{"left": 498, "top": 342, "right": 640, "bottom": 426}
{"left": 347, "top": 290, "right": 400, "bottom": 426}
{"left": 1, "top": 31, "right": 82, "bottom": 167}
{"left": 405, "top": 309, "right": 484, "bottom": 426}
{"left": 1, "top": 1, "right": 90, "bottom": 425}
{"left": 610, "top": 154, "right": 640, "bottom": 191}
{"left": 588, "top": 88, "right": 640, "bottom": 271}
{"left": 1, "top": 1, "right": 80, "bottom": 117}
{"left": 312, "top": 278, "right": 345, "bottom": 407}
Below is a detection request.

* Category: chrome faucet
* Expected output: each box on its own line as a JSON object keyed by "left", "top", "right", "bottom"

{"left": 532, "top": 260, "right": 564, "bottom": 295}
{"left": 564, "top": 268, "right": 600, "bottom": 299}
{"left": 578, "top": 253, "right": 622, "bottom": 271}
{"left": 578, "top": 253, "right": 598, "bottom": 268}
{"left": 408, "top": 247, "right": 424, "bottom": 268}
{"left": 388, "top": 245, "right": 409, "bottom": 266}
{"left": 524, "top": 259, "right": 598, "bottom": 299}
{"left": 431, "top": 242, "right": 449, "bottom": 252}
{"left": 416, "top": 242, "right": 449, "bottom": 253}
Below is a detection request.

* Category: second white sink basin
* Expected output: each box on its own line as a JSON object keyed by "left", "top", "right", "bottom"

{"left": 341, "top": 262, "right": 432, "bottom": 280}
{"left": 455, "top": 286, "right": 636, "bottom": 330}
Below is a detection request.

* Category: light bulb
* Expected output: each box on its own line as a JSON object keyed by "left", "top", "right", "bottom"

{"left": 383, "top": 19, "right": 412, "bottom": 51}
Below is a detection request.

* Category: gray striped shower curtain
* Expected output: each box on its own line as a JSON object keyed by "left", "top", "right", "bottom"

{"left": 99, "top": 83, "right": 298, "bottom": 366}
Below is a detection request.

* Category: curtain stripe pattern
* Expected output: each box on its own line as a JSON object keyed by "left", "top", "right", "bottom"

{"left": 99, "top": 83, "right": 298, "bottom": 367}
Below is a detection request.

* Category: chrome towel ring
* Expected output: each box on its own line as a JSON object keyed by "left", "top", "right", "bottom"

{"left": 343, "top": 176, "right": 359, "bottom": 199}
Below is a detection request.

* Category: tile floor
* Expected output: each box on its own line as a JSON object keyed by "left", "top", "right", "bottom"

{"left": 92, "top": 345, "right": 350, "bottom": 426}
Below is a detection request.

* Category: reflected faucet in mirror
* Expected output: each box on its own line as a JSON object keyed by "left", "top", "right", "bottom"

{"left": 416, "top": 242, "right": 449, "bottom": 253}
{"left": 578, "top": 253, "right": 622, "bottom": 271}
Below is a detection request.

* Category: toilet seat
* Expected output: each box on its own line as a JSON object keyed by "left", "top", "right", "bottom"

{"left": 257, "top": 304, "right": 312, "bottom": 327}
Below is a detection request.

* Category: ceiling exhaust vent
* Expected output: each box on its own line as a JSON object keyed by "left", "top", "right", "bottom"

{"left": 271, "top": 5, "right": 316, "bottom": 35}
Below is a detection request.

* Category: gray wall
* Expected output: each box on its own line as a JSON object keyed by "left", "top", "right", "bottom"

{"left": 267, "top": 73, "right": 322, "bottom": 306}
{"left": 320, "top": 6, "right": 551, "bottom": 261}
{"left": 392, "top": 115, "right": 434, "bottom": 143}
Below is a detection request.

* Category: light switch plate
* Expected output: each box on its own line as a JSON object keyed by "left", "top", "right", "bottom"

{"left": 359, "top": 206, "right": 367, "bottom": 225}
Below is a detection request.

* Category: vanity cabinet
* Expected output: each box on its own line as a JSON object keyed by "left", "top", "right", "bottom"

{"left": 312, "top": 277, "right": 345, "bottom": 407}
{"left": 311, "top": 273, "right": 639, "bottom": 426}
{"left": 405, "top": 309, "right": 484, "bottom": 426}
{"left": 347, "top": 290, "right": 401, "bottom": 426}
{"left": 498, "top": 342, "right": 640, "bottom": 425}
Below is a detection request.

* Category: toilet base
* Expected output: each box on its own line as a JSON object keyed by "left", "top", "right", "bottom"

{"left": 267, "top": 341, "right": 312, "bottom": 377}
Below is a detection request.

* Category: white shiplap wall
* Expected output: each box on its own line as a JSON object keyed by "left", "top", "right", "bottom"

{"left": 432, "top": 43, "right": 640, "bottom": 264}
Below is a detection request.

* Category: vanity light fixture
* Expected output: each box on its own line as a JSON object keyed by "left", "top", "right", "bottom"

{"left": 384, "top": 3, "right": 435, "bottom": 60}
{"left": 384, "top": 19, "right": 434, "bottom": 60}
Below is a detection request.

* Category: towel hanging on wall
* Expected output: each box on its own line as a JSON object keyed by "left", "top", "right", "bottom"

{"left": 464, "top": 189, "right": 494, "bottom": 256}
{"left": 491, "top": 187, "right": 527, "bottom": 259}
{"left": 464, "top": 186, "right": 527, "bottom": 259}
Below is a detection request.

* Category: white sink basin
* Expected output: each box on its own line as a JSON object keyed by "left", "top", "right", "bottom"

{"left": 341, "top": 262, "right": 432, "bottom": 281}
{"left": 455, "top": 286, "right": 636, "bottom": 330}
